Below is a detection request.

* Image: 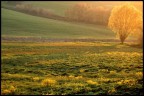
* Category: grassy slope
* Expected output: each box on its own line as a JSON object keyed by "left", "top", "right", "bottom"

{"left": 23, "top": 1, "right": 78, "bottom": 16}
{"left": 2, "top": 8, "right": 115, "bottom": 39}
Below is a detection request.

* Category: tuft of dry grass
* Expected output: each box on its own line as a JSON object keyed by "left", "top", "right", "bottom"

{"left": 41, "top": 78, "right": 57, "bottom": 86}
{"left": 86, "top": 80, "right": 99, "bottom": 85}
{"left": 135, "top": 72, "right": 143, "bottom": 79}
{"left": 2, "top": 85, "right": 16, "bottom": 95}
{"left": 32, "top": 77, "right": 40, "bottom": 81}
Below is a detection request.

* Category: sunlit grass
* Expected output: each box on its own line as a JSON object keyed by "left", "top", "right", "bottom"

{"left": 2, "top": 42, "right": 111, "bottom": 46}
{"left": 135, "top": 72, "right": 143, "bottom": 80}
{"left": 32, "top": 77, "right": 40, "bottom": 82}
{"left": 41, "top": 78, "right": 57, "bottom": 87}
{"left": 86, "top": 80, "right": 99, "bottom": 85}
{"left": 2, "top": 85, "right": 16, "bottom": 95}
{"left": 117, "top": 79, "right": 137, "bottom": 87}
{"left": 1, "top": 41, "right": 143, "bottom": 95}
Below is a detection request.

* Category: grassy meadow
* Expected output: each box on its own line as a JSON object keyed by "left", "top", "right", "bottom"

{"left": 1, "top": 42, "right": 143, "bottom": 95}
{"left": 1, "top": 1, "right": 143, "bottom": 95}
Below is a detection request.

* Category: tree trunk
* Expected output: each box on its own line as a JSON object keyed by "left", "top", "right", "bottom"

{"left": 120, "top": 35, "right": 126, "bottom": 44}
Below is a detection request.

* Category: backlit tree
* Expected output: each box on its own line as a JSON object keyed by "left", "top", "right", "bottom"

{"left": 108, "top": 3, "right": 142, "bottom": 44}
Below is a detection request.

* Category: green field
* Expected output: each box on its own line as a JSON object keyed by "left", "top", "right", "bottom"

{"left": 1, "top": 42, "right": 143, "bottom": 95}
{"left": 2, "top": 8, "right": 115, "bottom": 39}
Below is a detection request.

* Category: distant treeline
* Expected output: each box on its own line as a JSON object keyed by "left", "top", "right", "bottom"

{"left": 65, "top": 3, "right": 112, "bottom": 25}
{"left": 65, "top": 2, "right": 142, "bottom": 26}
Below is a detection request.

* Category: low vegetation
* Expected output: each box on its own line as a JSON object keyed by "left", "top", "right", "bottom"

{"left": 1, "top": 42, "right": 143, "bottom": 95}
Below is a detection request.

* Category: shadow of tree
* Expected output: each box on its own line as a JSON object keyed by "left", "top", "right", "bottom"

{"left": 125, "top": 43, "right": 143, "bottom": 49}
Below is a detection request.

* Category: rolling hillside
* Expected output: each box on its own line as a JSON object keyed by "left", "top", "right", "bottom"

{"left": 23, "top": 1, "right": 78, "bottom": 16}
{"left": 2, "top": 8, "right": 115, "bottom": 39}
